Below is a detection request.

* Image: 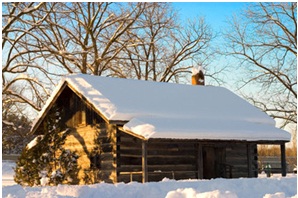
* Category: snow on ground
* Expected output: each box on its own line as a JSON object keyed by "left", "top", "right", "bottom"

{"left": 2, "top": 161, "right": 297, "bottom": 198}
{"left": 2, "top": 161, "right": 16, "bottom": 187}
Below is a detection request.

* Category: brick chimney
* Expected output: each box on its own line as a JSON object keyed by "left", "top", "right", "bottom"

{"left": 192, "top": 66, "right": 205, "bottom": 85}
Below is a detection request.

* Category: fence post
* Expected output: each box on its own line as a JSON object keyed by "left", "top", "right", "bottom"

{"left": 280, "top": 143, "right": 287, "bottom": 177}
{"left": 142, "top": 140, "right": 148, "bottom": 183}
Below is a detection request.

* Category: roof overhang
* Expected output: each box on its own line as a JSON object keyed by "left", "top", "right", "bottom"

{"left": 118, "top": 126, "right": 288, "bottom": 145}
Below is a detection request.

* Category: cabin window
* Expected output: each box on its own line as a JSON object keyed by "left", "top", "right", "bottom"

{"left": 90, "top": 153, "right": 101, "bottom": 169}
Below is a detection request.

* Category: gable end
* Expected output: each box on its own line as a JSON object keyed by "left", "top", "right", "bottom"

{"left": 31, "top": 82, "right": 118, "bottom": 135}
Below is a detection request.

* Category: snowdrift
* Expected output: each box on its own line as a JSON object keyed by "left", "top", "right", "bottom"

{"left": 2, "top": 161, "right": 297, "bottom": 198}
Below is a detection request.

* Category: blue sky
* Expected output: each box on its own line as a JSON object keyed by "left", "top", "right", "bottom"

{"left": 172, "top": 2, "right": 249, "bottom": 32}
{"left": 172, "top": 2, "right": 251, "bottom": 88}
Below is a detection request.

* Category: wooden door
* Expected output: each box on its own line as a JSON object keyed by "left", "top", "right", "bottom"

{"left": 203, "top": 146, "right": 216, "bottom": 179}
{"left": 203, "top": 146, "right": 225, "bottom": 179}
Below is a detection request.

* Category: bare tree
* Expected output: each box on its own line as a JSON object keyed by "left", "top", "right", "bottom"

{"left": 32, "top": 2, "right": 146, "bottom": 75}
{"left": 224, "top": 2, "right": 297, "bottom": 127}
{"left": 109, "top": 3, "right": 216, "bottom": 83}
{"left": 2, "top": 2, "right": 56, "bottom": 113}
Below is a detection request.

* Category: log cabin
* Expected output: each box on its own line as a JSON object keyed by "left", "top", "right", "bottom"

{"left": 30, "top": 73, "right": 291, "bottom": 184}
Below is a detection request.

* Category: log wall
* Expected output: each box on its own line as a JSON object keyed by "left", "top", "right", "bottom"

{"left": 116, "top": 132, "right": 143, "bottom": 182}
{"left": 225, "top": 143, "right": 258, "bottom": 178}
{"left": 116, "top": 131, "right": 258, "bottom": 182}
{"left": 62, "top": 123, "right": 117, "bottom": 184}
{"left": 59, "top": 124, "right": 258, "bottom": 184}
{"left": 116, "top": 132, "right": 198, "bottom": 182}
{"left": 147, "top": 140, "right": 197, "bottom": 181}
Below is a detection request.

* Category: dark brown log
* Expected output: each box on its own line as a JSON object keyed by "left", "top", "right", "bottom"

{"left": 280, "top": 143, "right": 287, "bottom": 177}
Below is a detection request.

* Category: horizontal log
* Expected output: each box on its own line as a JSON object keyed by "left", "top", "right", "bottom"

{"left": 119, "top": 157, "right": 141, "bottom": 166}
{"left": 226, "top": 158, "right": 248, "bottom": 165}
{"left": 148, "top": 164, "right": 196, "bottom": 172}
{"left": 101, "top": 153, "right": 115, "bottom": 161}
{"left": 119, "top": 171, "right": 143, "bottom": 175}
{"left": 147, "top": 143, "right": 196, "bottom": 150}
{"left": 119, "top": 153, "right": 142, "bottom": 158}
{"left": 117, "top": 165, "right": 142, "bottom": 172}
{"left": 118, "top": 144, "right": 142, "bottom": 150}
{"left": 226, "top": 149, "right": 247, "bottom": 154}
{"left": 231, "top": 164, "right": 248, "bottom": 168}
{"left": 148, "top": 145, "right": 196, "bottom": 152}
{"left": 118, "top": 151, "right": 197, "bottom": 159}
{"left": 148, "top": 157, "right": 195, "bottom": 165}
{"left": 148, "top": 154, "right": 195, "bottom": 158}
{"left": 119, "top": 136, "right": 142, "bottom": 143}
{"left": 119, "top": 156, "right": 196, "bottom": 167}
{"left": 101, "top": 170, "right": 115, "bottom": 175}
{"left": 101, "top": 160, "right": 116, "bottom": 170}
{"left": 148, "top": 149, "right": 196, "bottom": 156}
{"left": 102, "top": 143, "right": 113, "bottom": 152}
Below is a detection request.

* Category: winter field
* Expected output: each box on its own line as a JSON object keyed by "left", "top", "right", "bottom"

{"left": 2, "top": 161, "right": 297, "bottom": 198}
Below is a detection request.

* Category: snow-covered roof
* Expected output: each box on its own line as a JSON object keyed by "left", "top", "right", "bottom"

{"left": 33, "top": 74, "right": 291, "bottom": 142}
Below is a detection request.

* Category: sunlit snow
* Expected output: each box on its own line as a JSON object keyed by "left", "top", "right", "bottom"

{"left": 2, "top": 161, "right": 297, "bottom": 198}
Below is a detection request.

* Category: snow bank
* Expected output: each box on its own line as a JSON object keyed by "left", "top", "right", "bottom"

{"left": 2, "top": 161, "right": 297, "bottom": 198}
{"left": 2, "top": 161, "right": 16, "bottom": 187}
{"left": 2, "top": 161, "right": 15, "bottom": 179}
{"left": 2, "top": 176, "right": 297, "bottom": 198}
{"left": 166, "top": 189, "right": 237, "bottom": 198}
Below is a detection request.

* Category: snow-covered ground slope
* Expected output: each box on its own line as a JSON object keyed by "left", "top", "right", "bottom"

{"left": 2, "top": 161, "right": 297, "bottom": 198}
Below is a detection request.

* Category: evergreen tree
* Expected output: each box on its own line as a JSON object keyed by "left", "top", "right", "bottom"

{"left": 14, "top": 135, "right": 44, "bottom": 186}
{"left": 14, "top": 105, "right": 79, "bottom": 186}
